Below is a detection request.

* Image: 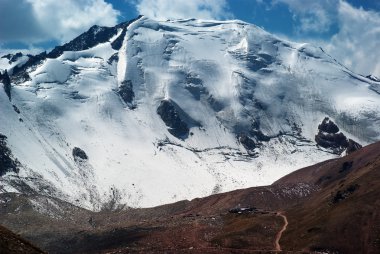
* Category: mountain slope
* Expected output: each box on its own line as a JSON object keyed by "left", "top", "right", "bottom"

{"left": 0, "top": 142, "right": 379, "bottom": 253}
{"left": 277, "top": 141, "right": 380, "bottom": 253}
{"left": 0, "top": 224, "right": 44, "bottom": 254}
{"left": 0, "top": 16, "right": 380, "bottom": 210}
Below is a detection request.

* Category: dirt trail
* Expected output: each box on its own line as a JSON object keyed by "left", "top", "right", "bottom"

{"left": 274, "top": 212, "right": 288, "bottom": 251}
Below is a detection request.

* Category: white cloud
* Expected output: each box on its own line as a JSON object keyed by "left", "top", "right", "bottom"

{"left": 323, "top": 1, "right": 380, "bottom": 76}
{"left": 271, "top": 0, "right": 380, "bottom": 76}
{"left": 273, "top": 0, "right": 338, "bottom": 33}
{"left": 0, "top": 0, "right": 120, "bottom": 44}
{"left": 134, "top": 0, "right": 231, "bottom": 20}
{"left": 297, "top": 8, "right": 333, "bottom": 33}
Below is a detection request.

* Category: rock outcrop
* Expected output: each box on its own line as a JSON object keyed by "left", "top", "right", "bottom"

{"left": 157, "top": 100, "right": 189, "bottom": 139}
{"left": 118, "top": 80, "right": 135, "bottom": 108}
{"left": 238, "top": 134, "right": 256, "bottom": 152}
{"left": 72, "top": 147, "right": 88, "bottom": 161}
{"left": 0, "top": 70, "right": 11, "bottom": 100}
{"left": 315, "top": 117, "right": 362, "bottom": 155}
{"left": 0, "top": 134, "right": 19, "bottom": 176}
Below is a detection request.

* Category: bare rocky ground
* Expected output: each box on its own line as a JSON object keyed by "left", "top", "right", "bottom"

{"left": 1, "top": 141, "right": 380, "bottom": 253}
{"left": 0, "top": 224, "right": 44, "bottom": 254}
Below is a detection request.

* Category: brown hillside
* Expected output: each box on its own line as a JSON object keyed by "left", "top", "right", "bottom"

{"left": 0, "top": 142, "right": 379, "bottom": 253}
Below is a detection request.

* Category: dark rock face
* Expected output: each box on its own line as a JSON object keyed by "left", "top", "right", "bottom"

{"left": 107, "top": 53, "right": 119, "bottom": 64}
{"left": 0, "top": 134, "right": 19, "bottom": 176}
{"left": 12, "top": 52, "right": 46, "bottom": 83}
{"left": 234, "top": 120, "right": 271, "bottom": 154}
{"left": 157, "top": 100, "right": 189, "bottom": 139}
{"left": 12, "top": 105, "right": 20, "bottom": 114}
{"left": 10, "top": 17, "right": 142, "bottom": 82}
{"left": 72, "top": 147, "right": 88, "bottom": 161}
{"left": 111, "top": 16, "right": 143, "bottom": 50}
{"left": 8, "top": 17, "right": 144, "bottom": 84}
{"left": 315, "top": 117, "right": 361, "bottom": 155}
{"left": 47, "top": 26, "right": 118, "bottom": 59}
{"left": 238, "top": 134, "right": 256, "bottom": 151}
{"left": 1, "top": 52, "right": 23, "bottom": 63}
{"left": 110, "top": 28, "right": 127, "bottom": 50}
{"left": 315, "top": 132, "right": 348, "bottom": 150}
{"left": 1, "top": 54, "right": 13, "bottom": 60}
{"left": 48, "top": 16, "right": 143, "bottom": 58}
{"left": 318, "top": 117, "right": 339, "bottom": 134}
{"left": 118, "top": 80, "right": 135, "bottom": 108}
{"left": 0, "top": 70, "right": 11, "bottom": 100}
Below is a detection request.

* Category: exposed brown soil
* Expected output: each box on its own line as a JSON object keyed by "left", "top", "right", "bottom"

{"left": 0, "top": 224, "right": 45, "bottom": 254}
{"left": 1, "top": 142, "right": 380, "bottom": 253}
{"left": 277, "top": 142, "right": 380, "bottom": 253}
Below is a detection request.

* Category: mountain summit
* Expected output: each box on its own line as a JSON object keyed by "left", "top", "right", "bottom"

{"left": 1, "top": 16, "right": 380, "bottom": 210}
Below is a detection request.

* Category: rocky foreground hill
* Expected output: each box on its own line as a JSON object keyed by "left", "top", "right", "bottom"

{"left": 0, "top": 141, "right": 379, "bottom": 253}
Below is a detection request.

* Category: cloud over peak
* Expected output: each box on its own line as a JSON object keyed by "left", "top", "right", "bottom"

{"left": 326, "top": 1, "right": 380, "bottom": 76}
{"left": 267, "top": 0, "right": 380, "bottom": 76}
{"left": 0, "top": 0, "right": 120, "bottom": 44}
{"left": 134, "top": 0, "right": 231, "bottom": 20}
{"left": 273, "top": 0, "right": 338, "bottom": 34}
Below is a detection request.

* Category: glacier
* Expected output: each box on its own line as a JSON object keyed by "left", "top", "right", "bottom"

{"left": 0, "top": 16, "right": 380, "bottom": 210}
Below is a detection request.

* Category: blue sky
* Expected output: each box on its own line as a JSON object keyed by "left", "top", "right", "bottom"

{"left": 0, "top": 0, "right": 379, "bottom": 76}
{"left": 111, "top": 0, "right": 333, "bottom": 38}
{"left": 109, "top": 0, "right": 378, "bottom": 39}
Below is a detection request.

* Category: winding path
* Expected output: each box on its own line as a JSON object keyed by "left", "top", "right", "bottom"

{"left": 274, "top": 212, "right": 288, "bottom": 251}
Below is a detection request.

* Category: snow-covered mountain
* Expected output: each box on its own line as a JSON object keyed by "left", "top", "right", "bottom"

{"left": 0, "top": 52, "right": 30, "bottom": 73}
{"left": 1, "top": 16, "right": 380, "bottom": 210}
